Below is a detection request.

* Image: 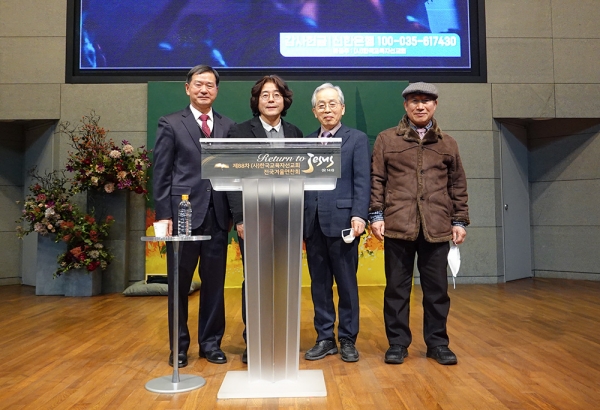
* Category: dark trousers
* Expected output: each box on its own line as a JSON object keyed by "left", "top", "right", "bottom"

{"left": 305, "top": 216, "right": 360, "bottom": 343}
{"left": 383, "top": 230, "right": 450, "bottom": 348}
{"left": 166, "top": 205, "right": 228, "bottom": 354}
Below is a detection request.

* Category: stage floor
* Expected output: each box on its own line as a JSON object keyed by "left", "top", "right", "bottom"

{"left": 0, "top": 278, "right": 599, "bottom": 409}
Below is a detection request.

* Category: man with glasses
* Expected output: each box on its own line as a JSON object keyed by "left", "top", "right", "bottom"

{"left": 369, "top": 82, "right": 469, "bottom": 366}
{"left": 303, "top": 83, "right": 371, "bottom": 362}
{"left": 226, "top": 75, "right": 303, "bottom": 364}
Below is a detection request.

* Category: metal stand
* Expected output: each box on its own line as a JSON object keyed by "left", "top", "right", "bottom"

{"left": 141, "top": 235, "right": 210, "bottom": 393}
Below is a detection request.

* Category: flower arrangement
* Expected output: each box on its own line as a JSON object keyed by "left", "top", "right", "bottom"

{"left": 61, "top": 111, "right": 152, "bottom": 195}
{"left": 16, "top": 168, "right": 114, "bottom": 277}
{"left": 16, "top": 169, "right": 77, "bottom": 239}
{"left": 55, "top": 210, "right": 114, "bottom": 277}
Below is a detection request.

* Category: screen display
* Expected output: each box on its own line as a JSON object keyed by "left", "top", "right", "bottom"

{"left": 70, "top": 0, "right": 485, "bottom": 82}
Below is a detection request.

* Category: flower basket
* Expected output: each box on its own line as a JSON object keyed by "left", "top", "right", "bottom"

{"left": 59, "top": 111, "right": 152, "bottom": 293}
{"left": 16, "top": 169, "right": 76, "bottom": 239}
{"left": 55, "top": 208, "right": 114, "bottom": 278}
{"left": 16, "top": 169, "right": 115, "bottom": 294}
{"left": 61, "top": 111, "right": 151, "bottom": 195}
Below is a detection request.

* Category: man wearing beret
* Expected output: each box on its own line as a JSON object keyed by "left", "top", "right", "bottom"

{"left": 369, "top": 82, "right": 470, "bottom": 365}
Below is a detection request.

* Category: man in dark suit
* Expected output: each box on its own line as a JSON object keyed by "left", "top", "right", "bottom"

{"left": 303, "top": 83, "right": 371, "bottom": 362}
{"left": 226, "top": 75, "right": 303, "bottom": 364}
{"left": 152, "top": 65, "right": 235, "bottom": 367}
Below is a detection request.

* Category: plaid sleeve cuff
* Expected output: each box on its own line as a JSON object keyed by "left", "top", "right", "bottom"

{"left": 369, "top": 210, "right": 384, "bottom": 223}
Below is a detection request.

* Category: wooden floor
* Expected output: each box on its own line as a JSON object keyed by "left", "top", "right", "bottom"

{"left": 1, "top": 278, "right": 599, "bottom": 410}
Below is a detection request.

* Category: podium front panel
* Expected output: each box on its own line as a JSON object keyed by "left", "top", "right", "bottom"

{"left": 243, "top": 178, "right": 304, "bottom": 382}
{"left": 201, "top": 138, "right": 341, "bottom": 191}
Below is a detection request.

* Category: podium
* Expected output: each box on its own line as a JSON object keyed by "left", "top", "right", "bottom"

{"left": 201, "top": 138, "right": 341, "bottom": 399}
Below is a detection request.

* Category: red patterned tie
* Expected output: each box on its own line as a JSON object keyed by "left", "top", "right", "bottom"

{"left": 199, "top": 114, "right": 211, "bottom": 138}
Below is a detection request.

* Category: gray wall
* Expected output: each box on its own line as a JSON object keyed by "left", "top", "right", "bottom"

{"left": 1, "top": 0, "right": 599, "bottom": 286}
{"left": 0, "top": 123, "right": 25, "bottom": 285}
{"left": 529, "top": 119, "right": 600, "bottom": 280}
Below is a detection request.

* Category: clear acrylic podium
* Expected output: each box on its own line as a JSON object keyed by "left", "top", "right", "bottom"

{"left": 201, "top": 138, "right": 341, "bottom": 399}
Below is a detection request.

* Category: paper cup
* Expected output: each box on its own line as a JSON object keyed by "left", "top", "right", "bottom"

{"left": 153, "top": 221, "right": 168, "bottom": 237}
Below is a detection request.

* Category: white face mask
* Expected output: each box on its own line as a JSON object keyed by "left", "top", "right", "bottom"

{"left": 341, "top": 228, "right": 355, "bottom": 244}
{"left": 448, "top": 243, "right": 461, "bottom": 289}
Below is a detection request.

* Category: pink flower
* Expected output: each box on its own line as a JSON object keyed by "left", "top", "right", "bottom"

{"left": 104, "top": 183, "right": 115, "bottom": 193}
{"left": 109, "top": 150, "right": 121, "bottom": 159}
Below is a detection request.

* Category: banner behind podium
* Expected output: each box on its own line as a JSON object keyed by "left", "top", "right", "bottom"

{"left": 144, "top": 80, "right": 408, "bottom": 287}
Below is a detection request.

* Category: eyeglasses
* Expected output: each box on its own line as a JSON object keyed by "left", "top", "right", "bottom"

{"left": 407, "top": 98, "right": 434, "bottom": 106}
{"left": 315, "top": 101, "right": 341, "bottom": 111}
{"left": 260, "top": 91, "right": 283, "bottom": 101}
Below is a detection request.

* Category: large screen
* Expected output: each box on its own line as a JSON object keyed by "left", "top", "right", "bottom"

{"left": 67, "top": 0, "right": 486, "bottom": 83}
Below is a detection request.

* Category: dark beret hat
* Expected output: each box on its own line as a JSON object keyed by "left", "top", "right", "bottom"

{"left": 402, "top": 82, "right": 439, "bottom": 99}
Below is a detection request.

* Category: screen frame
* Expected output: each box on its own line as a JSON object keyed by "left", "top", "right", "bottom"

{"left": 66, "top": 0, "right": 486, "bottom": 84}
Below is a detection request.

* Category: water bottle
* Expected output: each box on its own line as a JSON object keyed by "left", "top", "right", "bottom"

{"left": 177, "top": 194, "right": 192, "bottom": 237}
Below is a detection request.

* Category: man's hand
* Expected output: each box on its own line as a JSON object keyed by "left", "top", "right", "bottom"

{"left": 352, "top": 219, "right": 366, "bottom": 237}
{"left": 452, "top": 225, "right": 467, "bottom": 245}
{"left": 371, "top": 221, "right": 385, "bottom": 241}
{"left": 236, "top": 223, "right": 244, "bottom": 240}
{"left": 157, "top": 219, "right": 173, "bottom": 236}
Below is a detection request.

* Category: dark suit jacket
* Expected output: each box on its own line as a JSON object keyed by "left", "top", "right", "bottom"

{"left": 303, "top": 124, "right": 371, "bottom": 238}
{"left": 153, "top": 105, "right": 235, "bottom": 232}
{"left": 226, "top": 116, "right": 304, "bottom": 225}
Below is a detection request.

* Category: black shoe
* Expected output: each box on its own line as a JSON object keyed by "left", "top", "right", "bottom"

{"left": 426, "top": 345, "right": 457, "bottom": 365}
{"left": 385, "top": 345, "right": 408, "bottom": 364}
{"left": 305, "top": 340, "right": 338, "bottom": 361}
{"left": 241, "top": 348, "right": 247, "bottom": 364}
{"left": 200, "top": 348, "right": 227, "bottom": 364}
{"left": 339, "top": 338, "right": 359, "bottom": 362}
{"left": 168, "top": 351, "right": 188, "bottom": 368}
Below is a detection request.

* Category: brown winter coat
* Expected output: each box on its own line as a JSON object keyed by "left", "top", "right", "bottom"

{"left": 370, "top": 115, "right": 469, "bottom": 243}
